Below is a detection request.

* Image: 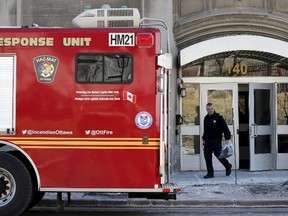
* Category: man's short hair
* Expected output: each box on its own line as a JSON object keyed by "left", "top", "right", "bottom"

{"left": 206, "top": 103, "right": 214, "bottom": 110}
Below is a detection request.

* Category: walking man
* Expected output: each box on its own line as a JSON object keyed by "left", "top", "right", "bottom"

{"left": 202, "top": 103, "right": 232, "bottom": 179}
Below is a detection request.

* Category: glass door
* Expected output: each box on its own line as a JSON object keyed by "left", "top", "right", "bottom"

{"left": 180, "top": 83, "right": 201, "bottom": 170}
{"left": 276, "top": 83, "right": 288, "bottom": 169}
{"left": 249, "top": 83, "right": 275, "bottom": 171}
{"left": 200, "top": 83, "right": 239, "bottom": 170}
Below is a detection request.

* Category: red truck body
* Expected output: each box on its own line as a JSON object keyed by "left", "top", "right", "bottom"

{"left": 0, "top": 27, "right": 178, "bottom": 216}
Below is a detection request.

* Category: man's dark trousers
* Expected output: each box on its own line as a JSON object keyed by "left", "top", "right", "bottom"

{"left": 204, "top": 139, "right": 231, "bottom": 175}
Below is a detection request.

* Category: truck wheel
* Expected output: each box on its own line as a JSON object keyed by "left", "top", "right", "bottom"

{"left": 0, "top": 152, "right": 33, "bottom": 216}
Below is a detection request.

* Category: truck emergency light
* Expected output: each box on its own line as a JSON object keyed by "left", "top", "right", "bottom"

{"left": 136, "top": 33, "right": 154, "bottom": 48}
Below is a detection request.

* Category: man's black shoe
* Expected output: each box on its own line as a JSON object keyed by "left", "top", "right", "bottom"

{"left": 204, "top": 174, "right": 214, "bottom": 179}
{"left": 226, "top": 164, "right": 232, "bottom": 176}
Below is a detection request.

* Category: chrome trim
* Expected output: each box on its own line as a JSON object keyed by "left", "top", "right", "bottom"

{"left": 41, "top": 188, "right": 168, "bottom": 193}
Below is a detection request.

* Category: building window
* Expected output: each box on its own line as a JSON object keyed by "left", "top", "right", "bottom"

{"left": 277, "top": 83, "right": 288, "bottom": 125}
{"left": 76, "top": 54, "right": 133, "bottom": 84}
{"left": 278, "top": 135, "right": 288, "bottom": 153}
{"left": 182, "top": 135, "right": 200, "bottom": 155}
{"left": 207, "top": 89, "right": 233, "bottom": 125}
{"left": 182, "top": 83, "right": 200, "bottom": 125}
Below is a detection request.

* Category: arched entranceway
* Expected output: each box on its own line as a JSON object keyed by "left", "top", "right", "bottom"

{"left": 179, "top": 35, "right": 288, "bottom": 171}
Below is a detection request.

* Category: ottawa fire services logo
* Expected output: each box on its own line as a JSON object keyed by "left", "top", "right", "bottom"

{"left": 135, "top": 111, "right": 153, "bottom": 129}
{"left": 33, "top": 55, "right": 59, "bottom": 83}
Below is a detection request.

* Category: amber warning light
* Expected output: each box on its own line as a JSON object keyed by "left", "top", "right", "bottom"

{"left": 136, "top": 33, "right": 154, "bottom": 48}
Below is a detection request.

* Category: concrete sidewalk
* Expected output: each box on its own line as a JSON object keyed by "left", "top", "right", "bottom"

{"left": 171, "top": 170, "right": 288, "bottom": 206}
{"left": 39, "top": 170, "right": 288, "bottom": 208}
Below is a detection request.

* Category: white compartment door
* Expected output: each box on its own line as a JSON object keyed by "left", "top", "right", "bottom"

{"left": 0, "top": 56, "right": 16, "bottom": 134}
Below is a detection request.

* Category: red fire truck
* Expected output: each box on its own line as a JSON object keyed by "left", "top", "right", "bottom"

{"left": 0, "top": 18, "right": 179, "bottom": 216}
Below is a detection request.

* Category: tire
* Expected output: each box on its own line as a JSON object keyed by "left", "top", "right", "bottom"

{"left": 0, "top": 152, "right": 33, "bottom": 216}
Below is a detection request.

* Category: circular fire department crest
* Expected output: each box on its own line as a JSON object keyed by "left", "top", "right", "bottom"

{"left": 135, "top": 111, "right": 153, "bottom": 129}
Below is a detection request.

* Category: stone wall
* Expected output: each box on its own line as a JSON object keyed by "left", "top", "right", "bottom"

{"left": 173, "top": 0, "right": 288, "bottom": 49}
{"left": 174, "top": 0, "right": 288, "bottom": 19}
{"left": 22, "top": 0, "right": 142, "bottom": 27}
{"left": 0, "top": 0, "right": 17, "bottom": 26}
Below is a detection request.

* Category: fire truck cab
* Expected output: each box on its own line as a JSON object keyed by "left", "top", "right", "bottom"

{"left": 0, "top": 9, "right": 179, "bottom": 216}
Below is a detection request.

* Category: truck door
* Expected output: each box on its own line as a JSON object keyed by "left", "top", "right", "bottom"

{"left": 0, "top": 56, "right": 16, "bottom": 135}
{"left": 158, "top": 53, "right": 173, "bottom": 184}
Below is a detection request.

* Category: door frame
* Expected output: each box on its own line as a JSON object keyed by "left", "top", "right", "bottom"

{"left": 249, "top": 83, "right": 276, "bottom": 171}
{"left": 180, "top": 82, "right": 201, "bottom": 171}
{"left": 200, "top": 83, "right": 239, "bottom": 170}
{"left": 276, "top": 82, "right": 288, "bottom": 169}
{"left": 180, "top": 77, "right": 288, "bottom": 171}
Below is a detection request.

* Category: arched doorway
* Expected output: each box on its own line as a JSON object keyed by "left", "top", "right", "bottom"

{"left": 179, "top": 35, "right": 288, "bottom": 171}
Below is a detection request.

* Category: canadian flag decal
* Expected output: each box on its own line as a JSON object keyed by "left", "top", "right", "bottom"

{"left": 123, "top": 91, "right": 137, "bottom": 103}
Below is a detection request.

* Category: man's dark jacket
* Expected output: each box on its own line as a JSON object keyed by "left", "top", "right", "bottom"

{"left": 202, "top": 112, "right": 231, "bottom": 141}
